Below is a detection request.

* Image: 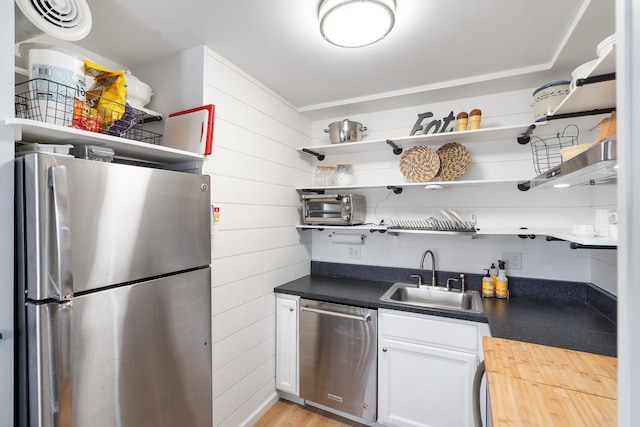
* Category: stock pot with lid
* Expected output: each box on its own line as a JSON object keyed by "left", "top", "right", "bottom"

{"left": 324, "top": 119, "right": 367, "bottom": 144}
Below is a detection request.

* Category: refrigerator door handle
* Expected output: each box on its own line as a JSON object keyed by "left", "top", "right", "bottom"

{"left": 55, "top": 301, "right": 74, "bottom": 427}
{"left": 48, "top": 165, "right": 74, "bottom": 300}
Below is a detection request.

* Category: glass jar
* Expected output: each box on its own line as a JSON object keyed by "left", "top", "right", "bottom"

{"left": 313, "top": 165, "right": 336, "bottom": 186}
{"left": 336, "top": 164, "right": 354, "bottom": 186}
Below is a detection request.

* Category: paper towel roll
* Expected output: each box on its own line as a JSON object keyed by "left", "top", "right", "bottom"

{"left": 330, "top": 233, "right": 364, "bottom": 245}
{"left": 28, "top": 48, "right": 86, "bottom": 126}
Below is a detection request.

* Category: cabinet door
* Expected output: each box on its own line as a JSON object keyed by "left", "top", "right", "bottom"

{"left": 378, "top": 337, "right": 477, "bottom": 427}
{"left": 275, "top": 296, "right": 299, "bottom": 395}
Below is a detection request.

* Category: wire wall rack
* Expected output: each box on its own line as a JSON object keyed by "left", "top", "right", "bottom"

{"left": 530, "top": 124, "right": 580, "bottom": 175}
{"left": 15, "top": 79, "right": 162, "bottom": 145}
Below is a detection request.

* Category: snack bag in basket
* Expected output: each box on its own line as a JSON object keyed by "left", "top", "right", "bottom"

{"left": 72, "top": 98, "right": 101, "bottom": 132}
{"left": 84, "top": 59, "right": 127, "bottom": 125}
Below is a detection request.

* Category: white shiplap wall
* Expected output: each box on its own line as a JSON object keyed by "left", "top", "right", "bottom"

{"left": 309, "top": 88, "right": 617, "bottom": 295}
{"left": 200, "top": 48, "right": 311, "bottom": 426}
{"left": 140, "top": 45, "right": 312, "bottom": 426}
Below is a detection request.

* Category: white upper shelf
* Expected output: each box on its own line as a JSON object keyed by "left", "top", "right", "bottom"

{"left": 294, "top": 225, "right": 617, "bottom": 247}
{"left": 5, "top": 118, "right": 202, "bottom": 164}
{"left": 296, "top": 178, "right": 523, "bottom": 192}
{"left": 551, "top": 47, "right": 616, "bottom": 116}
{"left": 298, "top": 123, "right": 535, "bottom": 156}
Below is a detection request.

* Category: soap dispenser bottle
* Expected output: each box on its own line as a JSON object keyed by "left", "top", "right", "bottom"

{"left": 482, "top": 269, "right": 495, "bottom": 298}
{"left": 489, "top": 263, "right": 498, "bottom": 283}
{"left": 495, "top": 260, "right": 509, "bottom": 299}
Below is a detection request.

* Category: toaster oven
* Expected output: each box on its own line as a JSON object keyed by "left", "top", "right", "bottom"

{"left": 302, "top": 194, "right": 365, "bottom": 225}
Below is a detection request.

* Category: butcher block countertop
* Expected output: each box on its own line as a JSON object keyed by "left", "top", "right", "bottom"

{"left": 483, "top": 336, "right": 617, "bottom": 426}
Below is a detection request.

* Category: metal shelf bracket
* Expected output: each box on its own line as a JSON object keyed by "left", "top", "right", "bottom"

{"left": 302, "top": 148, "right": 325, "bottom": 161}
{"left": 386, "top": 139, "right": 403, "bottom": 155}
{"left": 517, "top": 227, "right": 536, "bottom": 239}
{"left": 576, "top": 72, "right": 616, "bottom": 87}
{"left": 569, "top": 242, "right": 617, "bottom": 250}
{"left": 544, "top": 107, "right": 616, "bottom": 122}
{"left": 517, "top": 124, "right": 536, "bottom": 144}
{"left": 546, "top": 236, "right": 616, "bottom": 250}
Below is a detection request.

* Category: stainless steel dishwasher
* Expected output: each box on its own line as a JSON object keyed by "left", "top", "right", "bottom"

{"left": 299, "top": 298, "right": 377, "bottom": 422}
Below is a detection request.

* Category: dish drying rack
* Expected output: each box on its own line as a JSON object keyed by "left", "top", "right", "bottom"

{"left": 386, "top": 217, "right": 476, "bottom": 233}
{"left": 14, "top": 79, "right": 162, "bottom": 145}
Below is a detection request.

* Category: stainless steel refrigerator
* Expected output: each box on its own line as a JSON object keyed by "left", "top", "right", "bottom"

{"left": 15, "top": 153, "right": 212, "bottom": 427}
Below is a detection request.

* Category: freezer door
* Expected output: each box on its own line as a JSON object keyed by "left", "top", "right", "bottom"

{"left": 17, "top": 153, "right": 211, "bottom": 299}
{"left": 23, "top": 268, "right": 212, "bottom": 427}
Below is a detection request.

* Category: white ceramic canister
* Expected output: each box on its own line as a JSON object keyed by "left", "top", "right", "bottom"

{"left": 28, "top": 48, "right": 86, "bottom": 126}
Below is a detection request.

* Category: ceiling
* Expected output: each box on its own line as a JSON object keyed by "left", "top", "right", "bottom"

{"left": 27, "top": 0, "right": 616, "bottom": 119}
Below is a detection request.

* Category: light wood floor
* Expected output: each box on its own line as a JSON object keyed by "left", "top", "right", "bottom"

{"left": 254, "top": 399, "right": 369, "bottom": 427}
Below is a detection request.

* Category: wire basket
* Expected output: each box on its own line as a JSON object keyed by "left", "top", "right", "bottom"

{"left": 15, "top": 79, "right": 162, "bottom": 145}
{"left": 530, "top": 124, "right": 579, "bottom": 175}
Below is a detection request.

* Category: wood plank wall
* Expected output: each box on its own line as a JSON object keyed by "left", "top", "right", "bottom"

{"left": 139, "top": 45, "right": 313, "bottom": 426}
{"left": 200, "top": 48, "right": 312, "bottom": 426}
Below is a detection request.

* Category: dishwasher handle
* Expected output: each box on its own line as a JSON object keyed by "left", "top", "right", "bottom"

{"left": 301, "top": 306, "right": 371, "bottom": 322}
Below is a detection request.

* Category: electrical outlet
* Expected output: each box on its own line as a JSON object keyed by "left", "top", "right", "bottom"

{"left": 347, "top": 246, "right": 361, "bottom": 259}
{"left": 501, "top": 252, "right": 522, "bottom": 270}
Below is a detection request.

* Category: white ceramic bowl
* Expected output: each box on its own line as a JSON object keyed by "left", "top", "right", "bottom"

{"left": 532, "top": 81, "right": 571, "bottom": 121}
{"left": 597, "top": 34, "right": 616, "bottom": 58}
{"left": 571, "top": 59, "right": 599, "bottom": 84}
{"left": 572, "top": 224, "right": 595, "bottom": 238}
{"left": 125, "top": 72, "right": 153, "bottom": 108}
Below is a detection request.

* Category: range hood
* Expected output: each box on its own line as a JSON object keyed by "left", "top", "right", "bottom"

{"left": 519, "top": 139, "right": 617, "bottom": 190}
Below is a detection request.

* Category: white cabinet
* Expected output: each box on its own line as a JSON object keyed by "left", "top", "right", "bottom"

{"left": 275, "top": 294, "right": 299, "bottom": 395}
{"left": 378, "top": 309, "right": 490, "bottom": 427}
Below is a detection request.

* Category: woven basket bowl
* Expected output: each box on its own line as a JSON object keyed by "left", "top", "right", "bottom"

{"left": 436, "top": 142, "right": 470, "bottom": 181}
{"left": 399, "top": 146, "right": 440, "bottom": 182}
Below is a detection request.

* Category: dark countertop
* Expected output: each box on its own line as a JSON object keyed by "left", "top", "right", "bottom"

{"left": 275, "top": 275, "right": 617, "bottom": 357}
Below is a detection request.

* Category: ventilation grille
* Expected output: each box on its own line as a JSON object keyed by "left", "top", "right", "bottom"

{"left": 30, "top": 0, "right": 85, "bottom": 29}
{"left": 16, "top": 0, "right": 92, "bottom": 41}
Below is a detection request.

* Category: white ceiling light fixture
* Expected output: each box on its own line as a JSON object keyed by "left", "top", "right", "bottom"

{"left": 319, "top": 0, "right": 396, "bottom": 48}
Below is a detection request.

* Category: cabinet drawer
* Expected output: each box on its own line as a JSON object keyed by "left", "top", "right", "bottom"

{"left": 379, "top": 309, "right": 478, "bottom": 353}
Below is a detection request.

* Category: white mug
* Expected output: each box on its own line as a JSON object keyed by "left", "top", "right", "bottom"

{"left": 595, "top": 210, "right": 617, "bottom": 236}
{"left": 609, "top": 224, "right": 619, "bottom": 239}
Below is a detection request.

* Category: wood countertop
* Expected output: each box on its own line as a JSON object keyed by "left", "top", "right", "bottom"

{"left": 483, "top": 337, "right": 617, "bottom": 426}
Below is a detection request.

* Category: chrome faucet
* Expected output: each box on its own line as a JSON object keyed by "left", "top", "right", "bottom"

{"left": 446, "top": 274, "right": 467, "bottom": 293}
{"left": 419, "top": 250, "right": 437, "bottom": 287}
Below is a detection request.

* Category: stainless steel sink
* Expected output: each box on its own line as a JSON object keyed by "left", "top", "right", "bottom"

{"left": 379, "top": 282, "right": 483, "bottom": 313}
